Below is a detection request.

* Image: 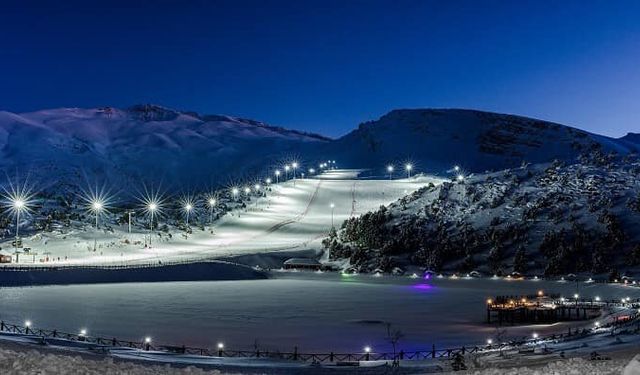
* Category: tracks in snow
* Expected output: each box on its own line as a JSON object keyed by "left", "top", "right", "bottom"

{"left": 265, "top": 179, "right": 323, "bottom": 234}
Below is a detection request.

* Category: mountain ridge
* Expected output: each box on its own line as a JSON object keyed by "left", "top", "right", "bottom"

{"left": 0, "top": 104, "right": 637, "bottom": 191}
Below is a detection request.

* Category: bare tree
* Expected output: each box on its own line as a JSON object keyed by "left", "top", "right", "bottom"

{"left": 494, "top": 325, "right": 508, "bottom": 357}
{"left": 385, "top": 322, "right": 404, "bottom": 366}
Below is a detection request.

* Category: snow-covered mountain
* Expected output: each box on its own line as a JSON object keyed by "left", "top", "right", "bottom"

{"left": 0, "top": 105, "right": 328, "bottom": 191}
{"left": 322, "top": 109, "right": 638, "bottom": 173}
{"left": 325, "top": 152, "right": 640, "bottom": 278}
{"left": 0, "top": 105, "right": 637, "bottom": 193}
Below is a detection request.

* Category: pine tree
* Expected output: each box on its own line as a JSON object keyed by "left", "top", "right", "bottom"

{"left": 512, "top": 246, "right": 527, "bottom": 274}
{"left": 487, "top": 245, "right": 504, "bottom": 274}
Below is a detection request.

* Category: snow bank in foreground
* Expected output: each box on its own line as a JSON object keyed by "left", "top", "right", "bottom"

{"left": 0, "top": 347, "right": 233, "bottom": 375}
{"left": 446, "top": 357, "right": 628, "bottom": 375}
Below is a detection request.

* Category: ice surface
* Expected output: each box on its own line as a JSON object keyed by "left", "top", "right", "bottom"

{"left": 1, "top": 274, "right": 638, "bottom": 353}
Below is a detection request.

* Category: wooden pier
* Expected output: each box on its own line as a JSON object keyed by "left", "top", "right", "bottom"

{"left": 486, "top": 294, "right": 605, "bottom": 325}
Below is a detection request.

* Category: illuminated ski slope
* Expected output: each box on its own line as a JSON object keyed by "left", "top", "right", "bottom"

{"left": 13, "top": 170, "right": 442, "bottom": 266}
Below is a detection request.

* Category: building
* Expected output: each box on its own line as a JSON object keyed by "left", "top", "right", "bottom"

{"left": 0, "top": 250, "right": 12, "bottom": 263}
{"left": 283, "top": 258, "right": 322, "bottom": 271}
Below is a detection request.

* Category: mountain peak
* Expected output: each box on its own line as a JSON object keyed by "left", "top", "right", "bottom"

{"left": 125, "top": 104, "right": 184, "bottom": 122}
{"left": 620, "top": 132, "right": 640, "bottom": 144}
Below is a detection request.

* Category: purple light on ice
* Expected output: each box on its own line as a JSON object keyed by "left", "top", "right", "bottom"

{"left": 412, "top": 284, "right": 433, "bottom": 291}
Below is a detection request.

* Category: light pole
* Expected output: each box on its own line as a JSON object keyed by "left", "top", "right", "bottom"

{"left": 148, "top": 202, "right": 158, "bottom": 247}
{"left": 330, "top": 202, "right": 335, "bottom": 228}
{"left": 284, "top": 165, "right": 290, "bottom": 180}
{"left": 184, "top": 203, "right": 193, "bottom": 227}
{"left": 128, "top": 210, "right": 134, "bottom": 233}
{"left": 254, "top": 184, "right": 260, "bottom": 207}
{"left": 232, "top": 187, "right": 239, "bottom": 201}
{"left": 275, "top": 170, "right": 280, "bottom": 184}
{"left": 292, "top": 162, "right": 298, "bottom": 185}
{"left": 208, "top": 198, "right": 216, "bottom": 224}
{"left": 387, "top": 165, "right": 394, "bottom": 180}
{"left": 90, "top": 200, "right": 104, "bottom": 252}
{"left": 12, "top": 198, "right": 26, "bottom": 262}
{"left": 405, "top": 163, "right": 413, "bottom": 178}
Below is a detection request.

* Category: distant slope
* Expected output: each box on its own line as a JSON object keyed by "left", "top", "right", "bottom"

{"left": 321, "top": 109, "right": 637, "bottom": 173}
{"left": 0, "top": 105, "right": 328, "bottom": 191}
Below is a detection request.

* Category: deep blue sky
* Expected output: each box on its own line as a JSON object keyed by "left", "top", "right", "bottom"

{"left": 1, "top": 0, "right": 639, "bottom": 138}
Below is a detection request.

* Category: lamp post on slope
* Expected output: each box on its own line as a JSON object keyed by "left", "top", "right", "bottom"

{"left": 330, "top": 202, "right": 335, "bottom": 229}
{"left": 405, "top": 163, "right": 413, "bottom": 178}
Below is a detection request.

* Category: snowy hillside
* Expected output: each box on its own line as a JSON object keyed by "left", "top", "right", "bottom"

{"left": 1, "top": 105, "right": 637, "bottom": 193}
{"left": 325, "top": 152, "right": 640, "bottom": 277}
{"left": 0, "top": 170, "right": 432, "bottom": 267}
{"left": 321, "top": 109, "right": 638, "bottom": 173}
{"left": 0, "top": 105, "right": 328, "bottom": 192}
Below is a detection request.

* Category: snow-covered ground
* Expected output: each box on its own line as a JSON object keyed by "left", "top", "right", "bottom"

{"left": 0, "top": 341, "right": 636, "bottom": 375}
{"left": 4, "top": 170, "right": 437, "bottom": 267}
{"left": 0, "top": 341, "right": 236, "bottom": 375}
{"left": 441, "top": 357, "right": 631, "bottom": 375}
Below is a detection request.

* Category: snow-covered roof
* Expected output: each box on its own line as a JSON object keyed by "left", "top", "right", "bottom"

{"left": 0, "top": 250, "right": 13, "bottom": 257}
{"left": 283, "top": 258, "right": 321, "bottom": 266}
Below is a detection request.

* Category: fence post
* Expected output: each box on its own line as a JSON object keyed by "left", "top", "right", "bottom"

{"left": 52, "top": 329, "right": 57, "bottom": 338}
{"left": 0, "top": 321, "right": 4, "bottom": 331}
{"left": 399, "top": 350, "right": 404, "bottom": 360}
{"left": 330, "top": 352, "right": 334, "bottom": 362}
{"left": 432, "top": 344, "right": 436, "bottom": 358}
{"left": 294, "top": 346, "right": 298, "bottom": 361}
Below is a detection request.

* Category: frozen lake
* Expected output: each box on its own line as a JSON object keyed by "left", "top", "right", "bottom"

{"left": 0, "top": 273, "right": 637, "bottom": 353}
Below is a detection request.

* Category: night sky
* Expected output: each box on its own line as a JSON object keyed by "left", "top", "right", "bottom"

{"left": 1, "top": 0, "right": 639, "bottom": 137}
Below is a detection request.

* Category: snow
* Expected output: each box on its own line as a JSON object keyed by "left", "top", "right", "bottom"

{"left": 334, "top": 157, "right": 640, "bottom": 275}
{"left": 322, "top": 109, "right": 639, "bottom": 174}
{"left": 2, "top": 170, "right": 436, "bottom": 267}
{"left": 0, "top": 105, "right": 328, "bottom": 191}
{"left": 441, "top": 357, "right": 629, "bottom": 375}
{"left": 1, "top": 106, "right": 638, "bottom": 195}
{"left": 0, "top": 343, "right": 235, "bottom": 375}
